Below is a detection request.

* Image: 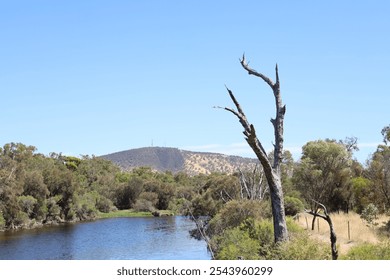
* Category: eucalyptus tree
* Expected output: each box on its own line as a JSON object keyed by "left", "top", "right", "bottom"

{"left": 293, "top": 139, "right": 353, "bottom": 229}
{"left": 365, "top": 125, "right": 390, "bottom": 211}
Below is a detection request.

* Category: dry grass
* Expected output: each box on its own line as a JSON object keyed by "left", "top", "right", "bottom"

{"left": 295, "top": 211, "right": 389, "bottom": 255}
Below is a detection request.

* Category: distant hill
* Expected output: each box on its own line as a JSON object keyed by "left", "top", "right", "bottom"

{"left": 101, "top": 147, "right": 258, "bottom": 175}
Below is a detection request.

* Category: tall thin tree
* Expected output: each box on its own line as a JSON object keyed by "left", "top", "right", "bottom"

{"left": 217, "top": 55, "right": 288, "bottom": 243}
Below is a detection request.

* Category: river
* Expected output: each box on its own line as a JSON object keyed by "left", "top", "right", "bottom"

{"left": 0, "top": 216, "right": 211, "bottom": 260}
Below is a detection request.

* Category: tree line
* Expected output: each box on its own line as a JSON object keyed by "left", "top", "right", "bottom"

{"left": 0, "top": 144, "right": 192, "bottom": 230}
{"left": 1, "top": 127, "right": 389, "bottom": 258}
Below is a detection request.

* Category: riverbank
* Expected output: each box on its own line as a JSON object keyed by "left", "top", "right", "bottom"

{"left": 0, "top": 209, "right": 176, "bottom": 232}
{"left": 97, "top": 209, "right": 175, "bottom": 219}
{"left": 97, "top": 209, "right": 153, "bottom": 219}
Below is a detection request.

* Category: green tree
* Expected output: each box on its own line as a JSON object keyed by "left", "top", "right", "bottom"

{"left": 365, "top": 138, "right": 390, "bottom": 211}
{"left": 23, "top": 171, "right": 49, "bottom": 220}
{"left": 0, "top": 178, "right": 22, "bottom": 228}
{"left": 18, "top": 195, "right": 37, "bottom": 218}
{"left": 0, "top": 143, "right": 34, "bottom": 228}
{"left": 381, "top": 125, "right": 390, "bottom": 145}
{"left": 115, "top": 177, "right": 143, "bottom": 209}
{"left": 350, "top": 177, "right": 373, "bottom": 213}
{"left": 293, "top": 139, "right": 353, "bottom": 229}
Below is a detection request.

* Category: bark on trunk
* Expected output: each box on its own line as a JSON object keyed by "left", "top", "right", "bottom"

{"left": 269, "top": 178, "right": 289, "bottom": 243}
{"left": 307, "top": 201, "right": 338, "bottom": 260}
{"left": 311, "top": 214, "right": 317, "bottom": 231}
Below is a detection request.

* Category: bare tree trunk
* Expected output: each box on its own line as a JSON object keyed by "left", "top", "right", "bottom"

{"left": 238, "top": 165, "right": 267, "bottom": 200}
{"left": 311, "top": 214, "right": 317, "bottom": 231}
{"left": 217, "top": 55, "right": 288, "bottom": 243}
{"left": 307, "top": 200, "right": 338, "bottom": 260}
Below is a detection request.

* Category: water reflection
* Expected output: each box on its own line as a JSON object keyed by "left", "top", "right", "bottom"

{"left": 145, "top": 216, "right": 177, "bottom": 233}
{"left": 0, "top": 216, "right": 210, "bottom": 260}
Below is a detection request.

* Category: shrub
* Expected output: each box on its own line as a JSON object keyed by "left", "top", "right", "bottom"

{"left": 75, "top": 193, "right": 98, "bottom": 220}
{"left": 133, "top": 199, "right": 155, "bottom": 212}
{"left": 360, "top": 203, "right": 379, "bottom": 226}
{"left": 284, "top": 196, "right": 304, "bottom": 216}
{"left": 15, "top": 211, "right": 30, "bottom": 227}
{"left": 241, "top": 218, "right": 275, "bottom": 259}
{"left": 212, "top": 216, "right": 324, "bottom": 260}
{"left": 214, "top": 227, "right": 261, "bottom": 260}
{"left": 342, "top": 242, "right": 390, "bottom": 260}
{"left": 276, "top": 232, "right": 331, "bottom": 260}
{"left": 46, "top": 197, "right": 61, "bottom": 222}
{"left": 96, "top": 196, "right": 115, "bottom": 213}
{"left": 208, "top": 199, "right": 270, "bottom": 237}
{"left": 75, "top": 203, "right": 97, "bottom": 220}
{"left": 138, "top": 192, "right": 159, "bottom": 208}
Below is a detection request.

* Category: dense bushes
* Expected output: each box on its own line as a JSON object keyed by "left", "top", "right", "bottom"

{"left": 214, "top": 227, "right": 261, "bottom": 260}
{"left": 342, "top": 242, "right": 390, "bottom": 260}
{"left": 0, "top": 143, "right": 197, "bottom": 230}
{"left": 207, "top": 200, "right": 270, "bottom": 237}
{"left": 284, "top": 196, "right": 304, "bottom": 216}
{"left": 211, "top": 216, "right": 332, "bottom": 260}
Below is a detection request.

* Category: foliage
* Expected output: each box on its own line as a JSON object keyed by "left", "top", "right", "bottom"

{"left": 342, "top": 241, "right": 390, "bottom": 260}
{"left": 284, "top": 196, "right": 304, "bottom": 216}
{"left": 186, "top": 173, "right": 241, "bottom": 218}
{"left": 360, "top": 203, "right": 379, "bottom": 226}
{"left": 17, "top": 195, "right": 37, "bottom": 217}
{"left": 381, "top": 125, "right": 390, "bottom": 144}
{"left": 350, "top": 177, "right": 373, "bottom": 213}
{"left": 214, "top": 227, "right": 261, "bottom": 260}
{"left": 3, "top": 128, "right": 390, "bottom": 259}
{"left": 292, "top": 139, "right": 353, "bottom": 213}
{"left": 365, "top": 141, "right": 390, "bottom": 211}
{"left": 208, "top": 199, "right": 270, "bottom": 237}
{"left": 277, "top": 231, "right": 331, "bottom": 260}
{"left": 133, "top": 199, "right": 156, "bottom": 212}
{"left": 114, "top": 177, "right": 143, "bottom": 209}
{"left": 211, "top": 216, "right": 331, "bottom": 260}
{"left": 96, "top": 196, "right": 116, "bottom": 213}
{"left": 0, "top": 143, "right": 183, "bottom": 230}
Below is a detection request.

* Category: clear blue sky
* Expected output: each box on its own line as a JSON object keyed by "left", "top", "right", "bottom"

{"left": 1, "top": 0, "right": 389, "bottom": 164}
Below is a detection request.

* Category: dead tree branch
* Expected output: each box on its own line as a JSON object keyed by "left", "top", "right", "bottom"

{"left": 217, "top": 55, "right": 288, "bottom": 243}
{"left": 184, "top": 200, "right": 215, "bottom": 259}
{"left": 306, "top": 200, "right": 338, "bottom": 260}
{"left": 238, "top": 165, "right": 268, "bottom": 200}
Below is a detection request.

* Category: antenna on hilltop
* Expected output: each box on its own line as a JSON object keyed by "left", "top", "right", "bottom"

{"left": 151, "top": 139, "right": 153, "bottom": 147}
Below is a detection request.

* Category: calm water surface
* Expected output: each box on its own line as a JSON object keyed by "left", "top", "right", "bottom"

{"left": 0, "top": 216, "right": 211, "bottom": 260}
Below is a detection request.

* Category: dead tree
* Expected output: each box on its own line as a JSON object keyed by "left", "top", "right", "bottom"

{"left": 217, "top": 55, "right": 288, "bottom": 243}
{"left": 238, "top": 165, "right": 268, "bottom": 200}
{"left": 306, "top": 200, "right": 338, "bottom": 260}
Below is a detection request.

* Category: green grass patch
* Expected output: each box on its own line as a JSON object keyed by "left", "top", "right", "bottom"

{"left": 156, "top": 210, "right": 175, "bottom": 216}
{"left": 97, "top": 209, "right": 153, "bottom": 219}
